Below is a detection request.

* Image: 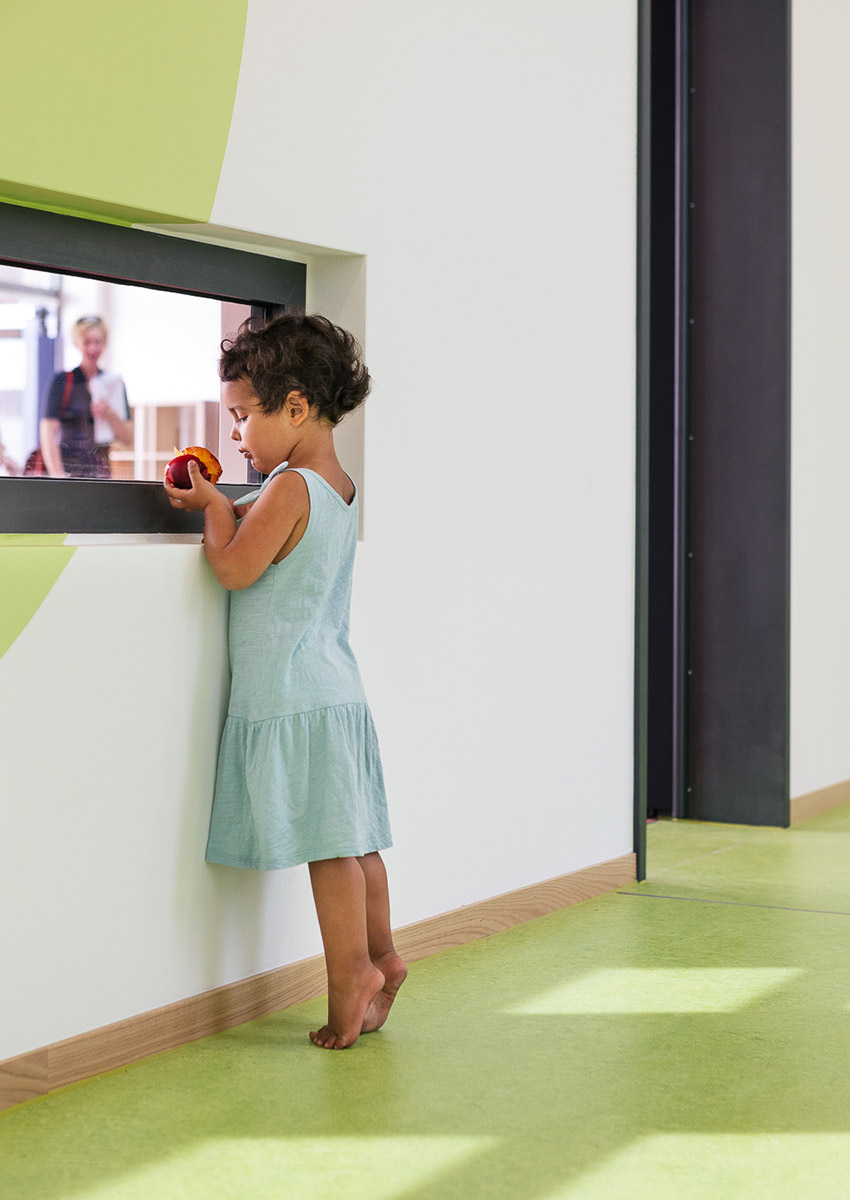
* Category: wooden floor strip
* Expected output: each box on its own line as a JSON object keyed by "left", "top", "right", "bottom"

{"left": 0, "top": 851, "right": 635, "bottom": 1112}
{"left": 0, "top": 1051, "right": 48, "bottom": 1110}
{"left": 790, "top": 780, "right": 850, "bottom": 825}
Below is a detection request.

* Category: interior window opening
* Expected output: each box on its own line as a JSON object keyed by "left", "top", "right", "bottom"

{"left": 0, "top": 264, "right": 250, "bottom": 485}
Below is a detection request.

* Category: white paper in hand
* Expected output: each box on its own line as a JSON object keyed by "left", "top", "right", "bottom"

{"left": 89, "top": 373, "right": 127, "bottom": 444}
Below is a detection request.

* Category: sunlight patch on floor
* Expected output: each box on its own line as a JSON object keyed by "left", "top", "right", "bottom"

{"left": 507, "top": 968, "right": 803, "bottom": 1014}
{"left": 81, "top": 1136, "right": 497, "bottom": 1200}
{"left": 546, "top": 1133, "right": 850, "bottom": 1199}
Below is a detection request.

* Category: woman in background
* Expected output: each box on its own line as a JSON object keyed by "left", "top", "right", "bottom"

{"left": 39, "top": 315, "right": 132, "bottom": 478}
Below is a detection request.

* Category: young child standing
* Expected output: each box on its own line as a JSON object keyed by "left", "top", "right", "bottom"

{"left": 165, "top": 313, "right": 405, "bottom": 1049}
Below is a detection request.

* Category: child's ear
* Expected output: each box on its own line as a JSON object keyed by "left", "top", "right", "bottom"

{"left": 285, "top": 390, "right": 310, "bottom": 425}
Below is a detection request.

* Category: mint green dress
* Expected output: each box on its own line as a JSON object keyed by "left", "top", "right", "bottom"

{"left": 205, "top": 464, "right": 391, "bottom": 870}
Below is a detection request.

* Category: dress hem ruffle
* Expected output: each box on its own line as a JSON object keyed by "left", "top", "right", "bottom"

{"left": 204, "top": 837, "right": 394, "bottom": 873}
{"left": 206, "top": 700, "right": 391, "bottom": 872}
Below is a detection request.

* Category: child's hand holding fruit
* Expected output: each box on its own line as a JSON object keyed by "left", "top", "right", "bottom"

{"left": 163, "top": 446, "right": 223, "bottom": 511}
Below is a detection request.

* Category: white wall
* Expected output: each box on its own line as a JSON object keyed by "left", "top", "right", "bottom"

{"left": 207, "top": 0, "right": 638, "bottom": 915}
{"left": 790, "top": 1, "right": 850, "bottom": 797}
{"left": 1, "top": 0, "right": 638, "bottom": 1060}
{"left": 0, "top": 545, "right": 328, "bottom": 1058}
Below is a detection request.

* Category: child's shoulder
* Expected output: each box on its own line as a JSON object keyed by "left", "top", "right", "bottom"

{"left": 262, "top": 466, "right": 310, "bottom": 503}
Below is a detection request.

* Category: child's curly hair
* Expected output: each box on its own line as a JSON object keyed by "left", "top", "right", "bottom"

{"left": 219, "top": 312, "right": 371, "bottom": 426}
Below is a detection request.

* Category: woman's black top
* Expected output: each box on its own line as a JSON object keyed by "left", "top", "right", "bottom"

{"left": 43, "top": 367, "right": 128, "bottom": 479}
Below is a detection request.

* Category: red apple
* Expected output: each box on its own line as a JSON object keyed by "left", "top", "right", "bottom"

{"left": 165, "top": 453, "right": 205, "bottom": 489}
{"left": 165, "top": 445, "right": 223, "bottom": 489}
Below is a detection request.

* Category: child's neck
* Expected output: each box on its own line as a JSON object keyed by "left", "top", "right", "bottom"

{"left": 284, "top": 427, "right": 352, "bottom": 503}
{"left": 285, "top": 423, "right": 339, "bottom": 472}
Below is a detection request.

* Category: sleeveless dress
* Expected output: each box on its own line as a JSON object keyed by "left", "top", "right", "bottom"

{"left": 205, "top": 463, "right": 392, "bottom": 870}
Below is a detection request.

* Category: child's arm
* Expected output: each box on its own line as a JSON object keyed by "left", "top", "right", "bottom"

{"left": 164, "top": 459, "right": 308, "bottom": 590}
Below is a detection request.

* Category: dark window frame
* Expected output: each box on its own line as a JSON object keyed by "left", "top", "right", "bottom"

{"left": 0, "top": 202, "right": 307, "bottom": 533}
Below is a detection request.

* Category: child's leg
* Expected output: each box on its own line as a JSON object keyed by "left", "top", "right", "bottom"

{"left": 358, "top": 851, "right": 408, "bottom": 1034}
{"left": 308, "top": 856, "right": 384, "bottom": 1049}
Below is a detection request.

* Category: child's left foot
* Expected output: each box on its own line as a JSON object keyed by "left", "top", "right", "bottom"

{"left": 309, "top": 963, "right": 384, "bottom": 1050}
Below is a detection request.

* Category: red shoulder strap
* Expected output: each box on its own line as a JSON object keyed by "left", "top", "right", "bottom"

{"left": 62, "top": 370, "right": 73, "bottom": 410}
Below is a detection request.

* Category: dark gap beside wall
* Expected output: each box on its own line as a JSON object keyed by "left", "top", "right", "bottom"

{"left": 686, "top": 0, "right": 790, "bottom": 825}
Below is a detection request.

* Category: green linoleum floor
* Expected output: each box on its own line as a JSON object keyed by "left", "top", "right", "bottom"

{"left": 5, "top": 806, "right": 850, "bottom": 1199}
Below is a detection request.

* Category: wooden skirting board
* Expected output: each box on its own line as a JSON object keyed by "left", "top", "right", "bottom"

{"left": 0, "top": 852, "right": 635, "bottom": 1113}
{"left": 790, "top": 779, "right": 850, "bottom": 825}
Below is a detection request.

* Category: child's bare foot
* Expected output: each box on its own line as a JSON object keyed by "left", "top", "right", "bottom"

{"left": 310, "top": 963, "right": 384, "bottom": 1050}
{"left": 361, "top": 951, "right": 407, "bottom": 1034}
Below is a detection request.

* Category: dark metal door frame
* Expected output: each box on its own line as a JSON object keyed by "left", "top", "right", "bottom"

{"left": 636, "top": 0, "right": 791, "bottom": 872}
{"left": 685, "top": 0, "right": 790, "bottom": 826}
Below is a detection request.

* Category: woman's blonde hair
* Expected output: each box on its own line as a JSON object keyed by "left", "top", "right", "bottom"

{"left": 71, "top": 315, "right": 108, "bottom": 348}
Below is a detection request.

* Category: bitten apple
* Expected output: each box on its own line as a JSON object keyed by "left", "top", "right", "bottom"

{"left": 165, "top": 445, "right": 222, "bottom": 489}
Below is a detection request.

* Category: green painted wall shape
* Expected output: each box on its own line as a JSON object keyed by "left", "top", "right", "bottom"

{"left": 0, "top": 538, "right": 76, "bottom": 660}
{"left": 0, "top": 0, "right": 249, "bottom": 225}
